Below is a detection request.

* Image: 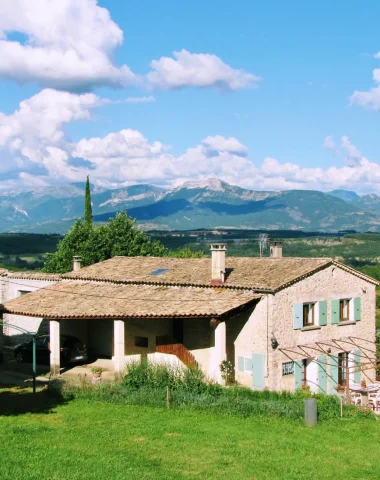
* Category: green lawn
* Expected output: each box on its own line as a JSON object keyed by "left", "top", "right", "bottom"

{"left": 0, "top": 388, "right": 379, "bottom": 480}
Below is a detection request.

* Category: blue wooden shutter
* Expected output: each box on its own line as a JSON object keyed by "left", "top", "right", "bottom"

{"left": 330, "top": 354, "right": 339, "bottom": 395}
{"left": 238, "top": 356, "right": 244, "bottom": 372}
{"left": 252, "top": 353, "right": 265, "bottom": 390}
{"left": 245, "top": 358, "right": 253, "bottom": 372}
{"left": 354, "top": 350, "right": 361, "bottom": 383}
{"left": 293, "top": 304, "right": 303, "bottom": 329}
{"left": 331, "top": 300, "right": 340, "bottom": 324}
{"left": 318, "top": 354, "right": 327, "bottom": 394}
{"left": 294, "top": 360, "right": 303, "bottom": 390}
{"left": 354, "top": 297, "right": 361, "bottom": 321}
{"left": 319, "top": 301, "right": 327, "bottom": 326}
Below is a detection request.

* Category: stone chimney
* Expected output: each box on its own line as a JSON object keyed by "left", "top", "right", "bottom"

{"left": 210, "top": 243, "right": 226, "bottom": 283}
{"left": 73, "top": 256, "right": 82, "bottom": 271}
{"left": 270, "top": 241, "right": 283, "bottom": 259}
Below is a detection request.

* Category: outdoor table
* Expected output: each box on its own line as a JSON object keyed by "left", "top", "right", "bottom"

{"left": 350, "top": 384, "right": 379, "bottom": 407}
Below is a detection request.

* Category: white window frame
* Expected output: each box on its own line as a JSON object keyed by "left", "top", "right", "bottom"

{"left": 302, "top": 302, "right": 320, "bottom": 327}
{"left": 282, "top": 361, "right": 294, "bottom": 376}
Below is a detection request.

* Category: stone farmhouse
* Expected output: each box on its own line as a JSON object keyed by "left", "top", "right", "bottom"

{"left": 0, "top": 243, "right": 378, "bottom": 393}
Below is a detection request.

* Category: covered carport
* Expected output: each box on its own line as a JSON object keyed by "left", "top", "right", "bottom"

{"left": 0, "top": 279, "right": 261, "bottom": 381}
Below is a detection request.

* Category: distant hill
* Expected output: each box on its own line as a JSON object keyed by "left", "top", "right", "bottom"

{"left": 327, "top": 190, "right": 361, "bottom": 202}
{"left": 2, "top": 178, "right": 380, "bottom": 233}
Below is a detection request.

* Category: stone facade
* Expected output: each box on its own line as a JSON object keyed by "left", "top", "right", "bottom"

{"left": 234, "top": 265, "right": 376, "bottom": 392}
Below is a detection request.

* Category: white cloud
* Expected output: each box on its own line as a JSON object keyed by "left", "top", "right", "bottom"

{"left": 323, "top": 136, "right": 336, "bottom": 151}
{"left": 4, "top": 90, "right": 380, "bottom": 194}
{"left": 0, "top": 0, "right": 138, "bottom": 91}
{"left": 201, "top": 135, "right": 248, "bottom": 157}
{"left": 340, "top": 135, "right": 362, "bottom": 166}
{"left": 147, "top": 49, "right": 261, "bottom": 90}
{"left": 351, "top": 86, "right": 380, "bottom": 110}
{"left": 124, "top": 96, "right": 156, "bottom": 104}
{"left": 323, "top": 135, "right": 363, "bottom": 166}
{"left": 0, "top": 88, "right": 104, "bottom": 178}
{"left": 350, "top": 52, "right": 380, "bottom": 111}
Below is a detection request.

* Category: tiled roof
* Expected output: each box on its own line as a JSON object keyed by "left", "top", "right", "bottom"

{"left": 1, "top": 281, "right": 262, "bottom": 319}
{"left": 63, "top": 256, "right": 337, "bottom": 291}
{"left": 6, "top": 272, "right": 62, "bottom": 281}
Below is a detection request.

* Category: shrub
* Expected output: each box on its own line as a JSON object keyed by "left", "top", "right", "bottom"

{"left": 57, "top": 361, "right": 375, "bottom": 422}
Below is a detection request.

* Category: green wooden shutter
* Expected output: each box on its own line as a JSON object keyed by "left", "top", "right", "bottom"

{"left": 238, "top": 356, "right": 244, "bottom": 372}
{"left": 294, "top": 360, "right": 303, "bottom": 390}
{"left": 354, "top": 297, "right": 361, "bottom": 321}
{"left": 252, "top": 353, "right": 265, "bottom": 390}
{"left": 245, "top": 358, "right": 253, "bottom": 372}
{"left": 330, "top": 354, "right": 339, "bottom": 395}
{"left": 293, "top": 304, "right": 303, "bottom": 329}
{"left": 354, "top": 350, "right": 361, "bottom": 383}
{"left": 331, "top": 300, "right": 340, "bottom": 324}
{"left": 319, "top": 301, "right": 327, "bottom": 326}
{"left": 318, "top": 355, "right": 327, "bottom": 394}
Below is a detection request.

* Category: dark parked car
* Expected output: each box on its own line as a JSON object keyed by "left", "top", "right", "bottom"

{"left": 14, "top": 335, "right": 87, "bottom": 365}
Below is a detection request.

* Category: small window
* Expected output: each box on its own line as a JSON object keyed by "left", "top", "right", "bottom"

{"left": 340, "top": 299, "right": 351, "bottom": 322}
{"left": 134, "top": 336, "right": 148, "bottom": 348}
{"left": 282, "top": 361, "right": 294, "bottom": 376}
{"left": 338, "top": 352, "right": 347, "bottom": 386}
{"left": 18, "top": 290, "right": 31, "bottom": 296}
{"left": 303, "top": 303, "right": 315, "bottom": 327}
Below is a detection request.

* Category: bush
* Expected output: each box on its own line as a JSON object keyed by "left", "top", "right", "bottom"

{"left": 57, "top": 361, "right": 376, "bottom": 422}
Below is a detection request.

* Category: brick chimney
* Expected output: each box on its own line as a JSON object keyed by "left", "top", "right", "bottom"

{"left": 73, "top": 256, "right": 82, "bottom": 271}
{"left": 210, "top": 243, "right": 226, "bottom": 283}
{"left": 270, "top": 241, "right": 283, "bottom": 259}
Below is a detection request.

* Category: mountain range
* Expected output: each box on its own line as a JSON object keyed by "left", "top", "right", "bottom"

{"left": 2, "top": 179, "right": 380, "bottom": 233}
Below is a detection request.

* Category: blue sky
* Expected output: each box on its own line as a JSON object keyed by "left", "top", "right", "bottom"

{"left": 1, "top": 0, "right": 380, "bottom": 193}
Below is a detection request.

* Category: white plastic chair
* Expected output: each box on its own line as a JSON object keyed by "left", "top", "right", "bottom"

{"left": 369, "top": 391, "right": 380, "bottom": 412}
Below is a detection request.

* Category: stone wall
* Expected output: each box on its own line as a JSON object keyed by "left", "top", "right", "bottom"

{"left": 234, "top": 266, "right": 376, "bottom": 392}
{"left": 269, "top": 265, "right": 376, "bottom": 392}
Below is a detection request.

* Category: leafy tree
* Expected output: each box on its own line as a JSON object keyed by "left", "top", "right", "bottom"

{"left": 84, "top": 175, "right": 93, "bottom": 226}
{"left": 44, "top": 212, "right": 201, "bottom": 273}
{"left": 168, "top": 246, "right": 203, "bottom": 258}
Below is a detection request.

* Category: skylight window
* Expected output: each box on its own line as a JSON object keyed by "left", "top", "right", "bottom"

{"left": 150, "top": 268, "right": 169, "bottom": 276}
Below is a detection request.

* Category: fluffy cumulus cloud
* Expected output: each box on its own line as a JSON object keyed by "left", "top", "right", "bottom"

{"left": 0, "top": 2, "right": 260, "bottom": 93}
{"left": 350, "top": 51, "right": 380, "bottom": 110}
{"left": 323, "top": 135, "right": 363, "bottom": 166}
{"left": 0, "top": 0, "right": 138, "bottom": 91}
{"left": 147, "top": 50, "right": 261, "bottom": 90}
{"left": 3, "top": 90, "right": 380, "bottom": 193}
{"left": 0, "top": 88, "right": 104, "bottom": 180}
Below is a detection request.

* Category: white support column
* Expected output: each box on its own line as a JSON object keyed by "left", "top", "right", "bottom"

{"left": 213, "top": 321, "right": 226, "bottom": 384}
{"left": 50, "top": 320, "right": 60, "bottom": 376}
{"left": 114, "top": 320, "right": 125, "bottom": 376}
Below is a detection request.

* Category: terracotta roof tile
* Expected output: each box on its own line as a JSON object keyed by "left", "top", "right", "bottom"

{"left": 6, "top": 272, "right": 62, "bottom": 281}
{"left": 1, "top": 281, "right": 262, "bottom": 319}
{"left": 63, "top": 256, "right": 335, "bottom": 291}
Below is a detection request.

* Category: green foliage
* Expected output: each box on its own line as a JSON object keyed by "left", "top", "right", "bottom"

{"left": 168, "top": 247, "right": 203, "bottom": 258}
{"left": 43, "top": 212, "right": 205, "bottom": 273}
{"left": 219, "top": 360, "right": 234, "bottom": 383}
{"left": 60, "top": 362, "right": 374, "bottom": 421}
{"left": 43, "top": 212, "right": 167, "bottom": 273}
{"left": 84, "top": 176, "right": 93, "bottom": 226}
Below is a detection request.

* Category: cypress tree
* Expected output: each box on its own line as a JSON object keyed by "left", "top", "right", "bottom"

{"left": 84, "top": 175, "right": 93, "bottom": 225}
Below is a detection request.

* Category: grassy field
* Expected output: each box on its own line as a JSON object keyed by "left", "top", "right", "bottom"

{"left": 0, "top": 388, "right": 379, "bottom": 480}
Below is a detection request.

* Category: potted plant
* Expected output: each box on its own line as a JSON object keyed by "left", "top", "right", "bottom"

{"left": 334, "top": 384, "right": 345, "bottom": 393}
{"left": 91, "top": 366, "right": 103, "bottom": 378}
{"left": 360, "top": 378, "right": 367, "bottom": 389}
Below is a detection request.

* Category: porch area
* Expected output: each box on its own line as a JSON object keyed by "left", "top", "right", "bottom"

{"left": 1, "top": 279, "right": 261, "bottom": 384}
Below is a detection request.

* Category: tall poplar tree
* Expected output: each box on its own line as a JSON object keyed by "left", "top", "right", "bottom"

{"left": 84, "top": 175, "right": 93, "bottom": 225}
